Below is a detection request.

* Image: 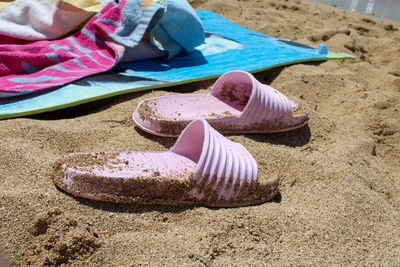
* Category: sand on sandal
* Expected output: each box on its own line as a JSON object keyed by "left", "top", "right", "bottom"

{"left": 0, "top": 0, "right": 399, "bottom": 265}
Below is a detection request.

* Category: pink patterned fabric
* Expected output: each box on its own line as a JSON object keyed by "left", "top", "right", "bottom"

{"left": 0, "top": 1, "right": 123, "bottom": 97}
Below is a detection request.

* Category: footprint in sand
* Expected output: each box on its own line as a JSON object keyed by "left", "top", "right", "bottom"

{"left": 26, "top": 209, "right": 101, "bottom": 266}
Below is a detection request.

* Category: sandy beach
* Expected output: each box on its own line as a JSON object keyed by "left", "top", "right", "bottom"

{"left": 1, "top": 0, "right": 399, "bottom": 265}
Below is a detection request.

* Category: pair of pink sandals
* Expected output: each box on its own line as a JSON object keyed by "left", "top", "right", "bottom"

{"left": 54, "top": 71, "right": 309, "bottom": 207}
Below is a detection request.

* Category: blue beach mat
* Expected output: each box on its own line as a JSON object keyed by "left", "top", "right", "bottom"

{"left": 0, "top": 10, "right": 353, "bottom": 119}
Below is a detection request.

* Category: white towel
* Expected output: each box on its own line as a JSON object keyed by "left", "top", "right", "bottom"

{"left": 0, "top": 0, "right": 104, "bottom": 40}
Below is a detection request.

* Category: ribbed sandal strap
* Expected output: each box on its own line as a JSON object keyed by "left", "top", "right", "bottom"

{"left": 209, "top": 71, "right": 307, "bottom": 130}
{"left": 190, "top": 120, "right": 258, "bottom": 202}
{"left": 241, "top": 75, "right": 294, "bottom": 124}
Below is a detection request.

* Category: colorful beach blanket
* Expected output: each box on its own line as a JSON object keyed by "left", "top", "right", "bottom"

{"left": 0, "top": 0, "right": 204, "bottom": 98}
{"left": 0, "top": 10, "right": 354, "bottom": 119}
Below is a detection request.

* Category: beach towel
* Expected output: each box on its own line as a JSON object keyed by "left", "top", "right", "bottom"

{"left": 0, "top": 10, "right": 354, "bottom": 119}
{"left": 0, "top": 0, "right": 104, "bottom": 41}
{"left": 0, "top": 0, "right": 204, "bottom": 98}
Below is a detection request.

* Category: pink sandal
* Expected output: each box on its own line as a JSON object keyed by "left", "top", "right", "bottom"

{"left": 53, "top": 120, "right": 278, "bottom": 207}
{"left": 133, "top": 70, "right": 309, "bottom": 137}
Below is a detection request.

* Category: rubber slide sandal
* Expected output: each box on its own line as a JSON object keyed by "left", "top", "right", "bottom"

{"left": 133, "top": 70, "right": 309, "bottom": 137}
{"left": 53, "top": 119, "right": 278, "bottom": 207}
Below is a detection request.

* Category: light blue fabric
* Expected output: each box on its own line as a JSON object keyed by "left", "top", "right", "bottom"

{"left": 109, "top": 0, "right": 204, "bottom": 61}
{"left": 318, "top": 43, "right": 328, "bottom": 54}
{"left": 151, "top": 0, "right": 205, "bottom": 57}
{"left": 111, "top": 0, "right": 162, "bottom": 47}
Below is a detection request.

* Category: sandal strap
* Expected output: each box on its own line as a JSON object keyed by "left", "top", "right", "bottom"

{"left": 240, "top": 73, "right": 294, "bottom": 123}
{"left": 191, "top": 120, "right": 258, "bottom": 201}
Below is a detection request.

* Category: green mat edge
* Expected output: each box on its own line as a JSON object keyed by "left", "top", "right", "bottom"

{"left": 0, "top": 54, "right": 355, "bottom": 120}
